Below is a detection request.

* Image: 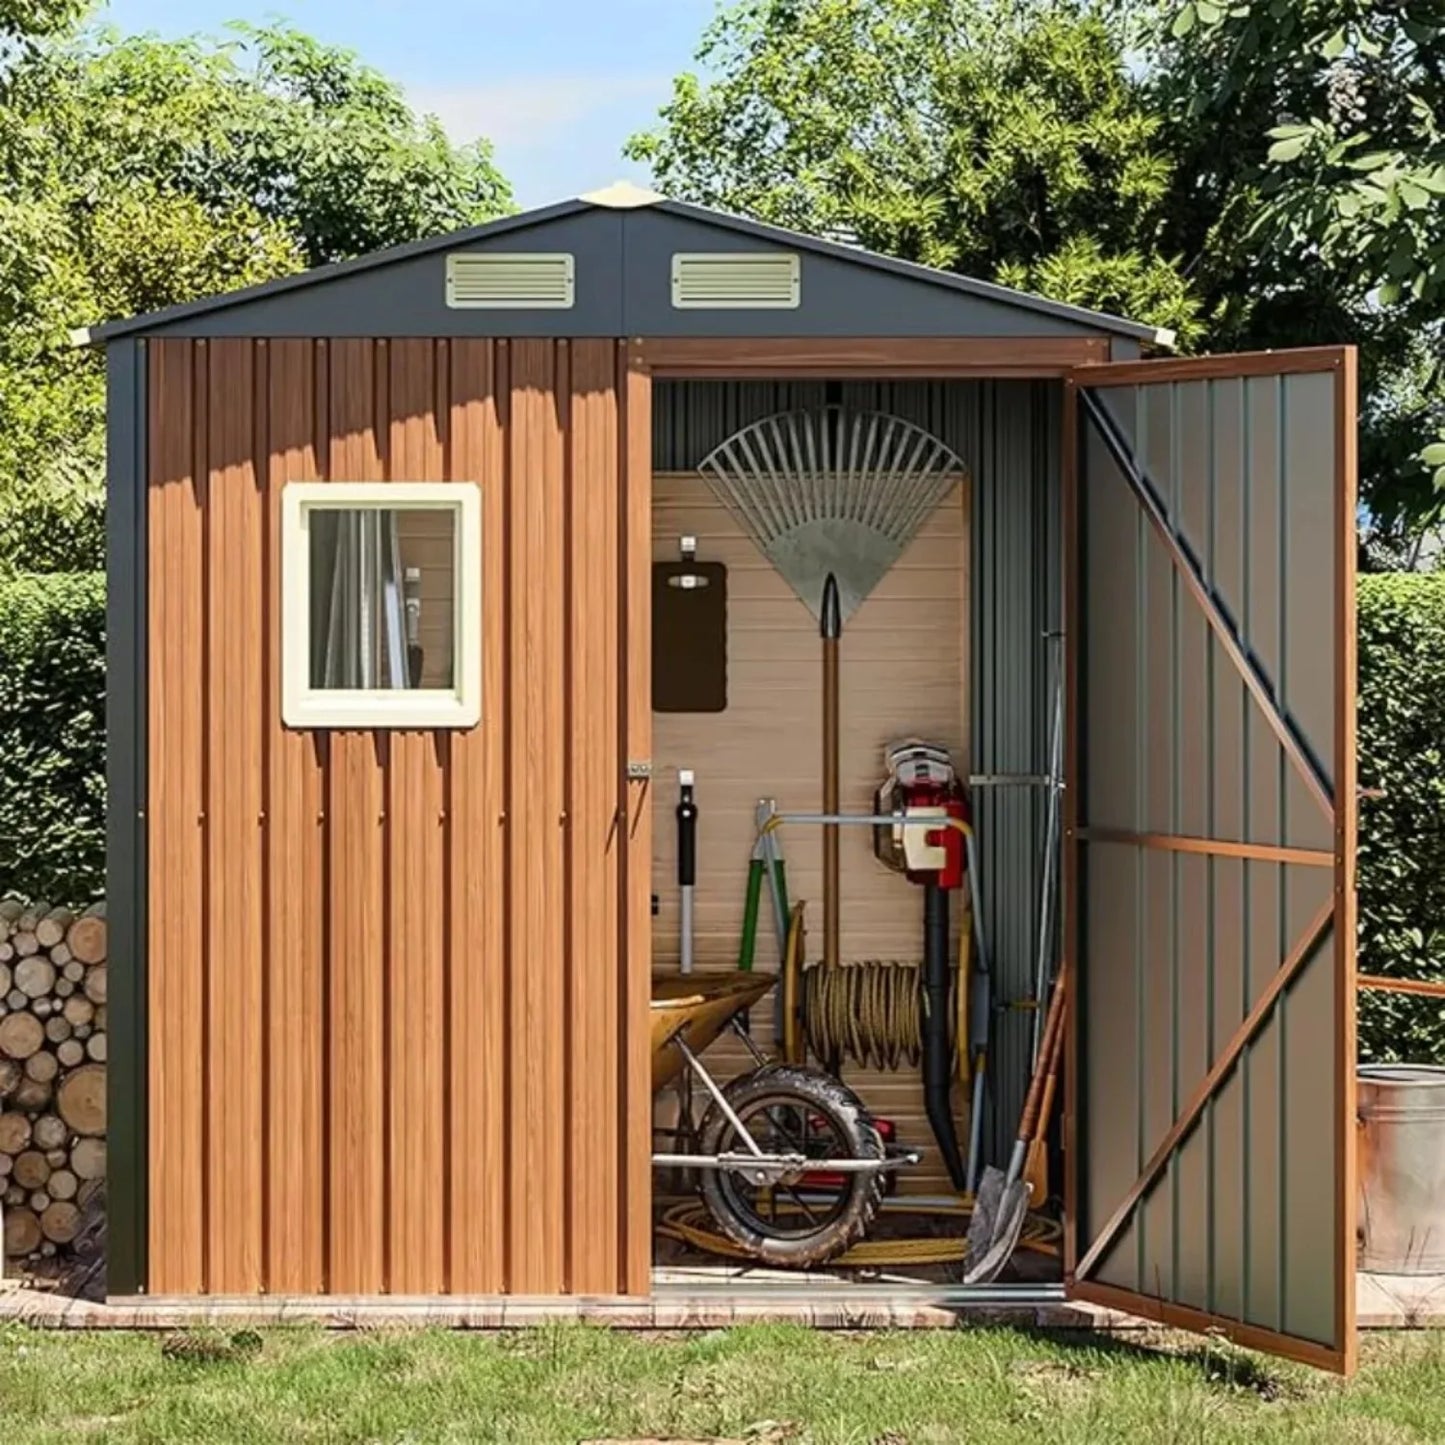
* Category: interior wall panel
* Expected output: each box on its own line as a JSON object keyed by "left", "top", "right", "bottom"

{"left": 653, "top": 378, "right": 1061, "bottom": 1167}
{"left": 145, "top": 337, "right": 645, "bottom": 1297}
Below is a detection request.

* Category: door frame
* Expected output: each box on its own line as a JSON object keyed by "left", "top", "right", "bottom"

{"left": 1060, "top": 347, "right": 1358, "bottom": 1373}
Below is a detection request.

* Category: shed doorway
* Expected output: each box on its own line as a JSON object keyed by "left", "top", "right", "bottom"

{"left": 637, "top": 349, "right": 1358, "bottom": 1374}
{"left": 646, "top": 375, "right": 1062, "bottom": 1298}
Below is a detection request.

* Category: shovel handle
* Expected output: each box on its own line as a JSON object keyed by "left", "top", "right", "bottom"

{"left": 1016, "top": 976, "right": 1066, "bottom": 1144}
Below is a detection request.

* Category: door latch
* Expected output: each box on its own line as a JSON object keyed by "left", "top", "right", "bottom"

{"left": 627, "top": 760, "right": 652, "bottom": 781}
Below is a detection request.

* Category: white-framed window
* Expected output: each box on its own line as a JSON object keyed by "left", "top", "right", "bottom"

{"left": 281, "top": 481, "right": 482, "bottom": 729}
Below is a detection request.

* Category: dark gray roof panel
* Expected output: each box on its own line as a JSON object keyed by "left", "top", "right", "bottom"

{"left": 89, "top": 193, "right": 1161, "bottom": 344}
{"left": 128, "top": 208, "right": 625, "bottom": 340}
{"left": 653, "top": 200, "right": 1159, "bottom": 341}
{"left": 88, "top": 199, "right": 598, "bottom": 342}
{"left": 625, "top": 206, "right": 1109, "bottom": 338}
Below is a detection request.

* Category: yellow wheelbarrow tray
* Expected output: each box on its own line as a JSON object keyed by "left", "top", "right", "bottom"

{"left": 649, "top": 966, "right": 920, "bottom": 1268}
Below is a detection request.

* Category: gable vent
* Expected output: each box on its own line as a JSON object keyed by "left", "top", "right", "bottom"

{"left": 671, "top": 252, "right": 800, "bottom": 309}
{"left": 445, "top": 253, "right": 575, "bottom": 309}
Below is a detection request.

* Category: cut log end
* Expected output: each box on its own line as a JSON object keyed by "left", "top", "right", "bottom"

{"left": 57, "top": 1064, "right": 106, "bottom": 1137}
{"left": 3, "top": 1205, "right": 41, "bottom": 1257}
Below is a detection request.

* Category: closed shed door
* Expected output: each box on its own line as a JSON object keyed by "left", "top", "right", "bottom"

{"left": 1063, "top": 348, "right": 1357, "bottom": 1372}
{"left": 143, "top": 337, "right": 652, "bottom": 1297}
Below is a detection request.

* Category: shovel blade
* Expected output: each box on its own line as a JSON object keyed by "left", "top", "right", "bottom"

{"left": 965, "top": 1166, "right": 1005, "bottom": 1263}
{"left": 962, "top": 1176, "right": 1030, "bottom": 1285}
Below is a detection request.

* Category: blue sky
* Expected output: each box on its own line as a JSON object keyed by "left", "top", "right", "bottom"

{"left": 97, "top": 0, "right": 720, "bottom": 207}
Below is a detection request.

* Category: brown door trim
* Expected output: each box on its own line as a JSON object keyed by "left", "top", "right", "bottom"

{"left": 635, "top": 335, "right": 1109, "bottom": 378}
{"left": 1077, "top": 828, "right": 1334, "bottom": 868}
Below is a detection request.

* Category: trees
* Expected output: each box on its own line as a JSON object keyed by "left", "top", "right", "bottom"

{"left": 627, "top": 0, "right": 1202, "bottom": 342}
{"left": 631, "top": 0, "right": 1443, "bottom": 538}
{"left": 1157, "top": 0, "right": 1445, "bottom": 544}
{"left": 0, "top": 21, "right": 513, "bottom": 572}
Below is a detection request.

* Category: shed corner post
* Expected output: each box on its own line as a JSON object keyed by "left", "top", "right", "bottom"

{"left": 104, "top": 336, "right": 148, "bottom": 1298}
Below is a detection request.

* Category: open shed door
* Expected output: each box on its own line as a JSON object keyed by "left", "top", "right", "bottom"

{"left": 1063, "top": 348, "right": 1357, "bottom": 1373}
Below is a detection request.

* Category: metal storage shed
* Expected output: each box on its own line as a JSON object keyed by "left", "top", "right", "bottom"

{"left": 97, "top": 184, "right": 1358, "bottom": 1372}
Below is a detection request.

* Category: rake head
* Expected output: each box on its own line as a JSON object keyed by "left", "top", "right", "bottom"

{"left": 698, "top": 407, "right": 964, "bottom": 622}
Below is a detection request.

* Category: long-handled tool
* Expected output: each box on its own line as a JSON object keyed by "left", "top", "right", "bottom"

{"left": 963, "top": 974, "right": 1065, "bottom": 1284}
{"left": 677, "top": 770, "right": 698, "bottom": 974}
{"left": 1020, "top": 632, "right": 1064, "bottom": 1202}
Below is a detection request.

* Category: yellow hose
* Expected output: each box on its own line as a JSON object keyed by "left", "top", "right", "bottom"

{"left": 657, "top": 1197, "right": 1061, "bottom": 1268}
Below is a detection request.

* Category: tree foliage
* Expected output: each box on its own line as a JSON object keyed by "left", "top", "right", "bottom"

{"left": 633, "top": 0, "right": 1443, "bottom": 535}
{"left": 0, "top": 19, "right": 513, "bottom": 572}
{"left": 627, "top": 0, "right": 1202, "bottom": 342}
{"left": 1156, "top": 0, "right": 1445, "bottom": 541}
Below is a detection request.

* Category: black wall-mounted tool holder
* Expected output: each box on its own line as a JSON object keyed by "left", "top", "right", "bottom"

{"left": 653, "top": 536, "right": 727, "bottom": 712}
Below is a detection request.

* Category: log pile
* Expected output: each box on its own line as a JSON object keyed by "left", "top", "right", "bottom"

{"left": 0, "top": 898, "right": 107, "bottom": 1265}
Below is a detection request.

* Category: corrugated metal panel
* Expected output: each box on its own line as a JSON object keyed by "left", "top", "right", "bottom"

{"left": 654, "top": 380, "right": 1059, "bottom": 1171}
{"left": 144, "top": 337, "right": 649, "bottom": 1296}
{"left": 1070, "top": 354, "right": 1354, "bottom": 1369}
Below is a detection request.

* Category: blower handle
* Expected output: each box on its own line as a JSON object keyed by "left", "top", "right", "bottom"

{"left": 677, "top": 770, "right": 697, "bottom": 974}
{"left": 676, "top": 771, "right": 697, "bottom": 887}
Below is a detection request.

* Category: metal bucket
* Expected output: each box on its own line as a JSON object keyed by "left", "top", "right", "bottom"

{"left": 1358, "top": 1063, "right": 1445, "bottom": 1274}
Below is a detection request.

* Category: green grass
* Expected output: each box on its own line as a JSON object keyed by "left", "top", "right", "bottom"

{"left": 2, "top": 1322, "right": 1445, "bottom": 1443}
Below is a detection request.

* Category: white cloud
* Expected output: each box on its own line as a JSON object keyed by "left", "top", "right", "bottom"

{"left": 409, "top": 73, "right": 668, "bottom": 150}
{"left": 409, "top": 73, "right": 670, "bottom": 206}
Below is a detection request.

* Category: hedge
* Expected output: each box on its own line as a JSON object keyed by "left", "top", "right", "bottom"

{"left": 0, "top": 569, "right": 1442, "bottom": 1060}
{"left": 1357, "top": 573, "right": 1445, "bottom": 1063}
{"left": 0, "top": 571, "right": 106, "bottom": 901}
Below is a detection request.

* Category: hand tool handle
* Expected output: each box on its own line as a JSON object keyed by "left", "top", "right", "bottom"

{"left": 1017, "top": 976, "right": 1066, "bottom": 1144}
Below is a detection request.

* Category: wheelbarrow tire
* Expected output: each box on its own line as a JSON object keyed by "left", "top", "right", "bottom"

{"left": 697, "top": 1066, "right": 885, "bottom": 1268}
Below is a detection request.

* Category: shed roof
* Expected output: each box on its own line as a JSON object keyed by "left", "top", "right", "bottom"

{"left": 85, "top": 184, "right": 1169, "bottom": 346}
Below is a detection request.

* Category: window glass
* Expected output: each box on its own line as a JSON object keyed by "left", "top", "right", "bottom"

{"left": 306, "top": 507, "right": 457, "bottom": 692}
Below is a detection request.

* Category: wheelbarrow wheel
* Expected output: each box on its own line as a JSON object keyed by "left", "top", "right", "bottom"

{"left": 697, "top": 1066, "right": 885, "bottom": 1267}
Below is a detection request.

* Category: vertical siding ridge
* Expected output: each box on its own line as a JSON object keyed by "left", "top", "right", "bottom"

{"left": 438, "top": 339, "right": 454, "bottom": 1295}
{"left": 316, "top": 339, "right": 334, "bottom": 1295}
{"left": 499, "top": 339, "right": 514, "bottom": 1291}
{"left": 255, "top": 339, "right": 272, "bottom": 1295}
{"left": 559, "top": 340, "right": 575, "bottom": 1293}
{"left": 375, "top": 339, "right": 394, "bottom": 1294}
{"left": 195, "top": 338, "right": 213, "bottom": 1295}
{"left": 616, "top": 343, "right": 632, "bottom": 1290}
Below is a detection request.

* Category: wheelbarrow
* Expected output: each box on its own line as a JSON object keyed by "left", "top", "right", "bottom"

{"left": 650, "top": 912, "right": 920, "bottom": 1268}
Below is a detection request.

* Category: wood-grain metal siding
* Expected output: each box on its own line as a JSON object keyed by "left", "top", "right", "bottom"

{"left": 144, "top": 337, "right": 649, "bottom": 1296}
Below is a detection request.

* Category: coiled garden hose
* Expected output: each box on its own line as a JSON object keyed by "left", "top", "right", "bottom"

{"left": 801, "top": 956, "right": 954, "bottom": 1072}
{"left": 657, "top": 1196, "right": 1060, "bottom": 1268}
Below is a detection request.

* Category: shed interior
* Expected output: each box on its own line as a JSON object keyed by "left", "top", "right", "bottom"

{"left": 646, "top": 378, "right": 1062, "bottom": 1288}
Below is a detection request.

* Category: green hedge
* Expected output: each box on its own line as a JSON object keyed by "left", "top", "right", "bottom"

{"left": 0, "top": 568, "right": 1443, "bottom": 1060}
{"left": 1357, "top": 573, "right": 1445, "bottom": 1063}
{"left": 0, "top": 572, "right": 106, "bottom": 901}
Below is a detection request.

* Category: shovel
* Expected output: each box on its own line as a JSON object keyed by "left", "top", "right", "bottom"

{"left": 962, "top": 974, "right": 1065, "bottom": 1284}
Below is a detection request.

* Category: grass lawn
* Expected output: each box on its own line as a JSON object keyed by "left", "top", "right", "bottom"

{"left": 3, "top": 1321, "right": 1445, "bottom": 1443}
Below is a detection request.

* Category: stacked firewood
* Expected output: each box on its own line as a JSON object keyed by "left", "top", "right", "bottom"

{"left": 0, "top": 898, "right": 107, "bottom": 1263}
